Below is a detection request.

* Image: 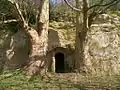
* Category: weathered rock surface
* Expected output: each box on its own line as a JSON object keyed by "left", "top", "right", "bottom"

{"left": 47, "top": 28, "right": 75, "bottom": 72}
{"left": 85, "top": 21, "right": 120, "bottom": 74}
{"left": 48, "top": 27, "right": 75, "bottom": 52}
{"left": 1, "top": 14, "right": 120, "bottom": 74}
{"left": 0, "top": 30, "right": 31, "bottom": 70}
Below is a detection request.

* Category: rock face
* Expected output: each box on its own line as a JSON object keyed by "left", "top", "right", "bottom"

{"left": 84, "top": 14, "right": 120, "bottom": 74}
{"left": 48, "top": 28, "right": 74, "bottom": 51}
{"left": 1, "top": 14, "right": 120, "bottom": 74}
{"left": 0, "top": 30, "right": 31, "bottom": 70}
{"left": 0, "top": 27, "right": 74, "bottom": 72}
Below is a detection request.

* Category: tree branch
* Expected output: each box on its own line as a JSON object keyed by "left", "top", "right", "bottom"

{"left": 82, "top": 0, "right": 88, "bottom": 28}
{"left": 64, "top": 0, "right": 82, "bottom": 12}
{"left": 88, "top": 0, "right": 119, "bottom": 10}
{"left": 0, "top": 19, "right": 18, "bottom": 24}
{"left": 8, "top": 0, "right": 28, "bottom": 28}
{"left": 14, "top": 1, "right": 28, "bottom": 27}
{"left": 88, "top": 0, "right": 120, "bottom": 27}
{"left": 103, "top": 0, "right": 120, "bottom": 12}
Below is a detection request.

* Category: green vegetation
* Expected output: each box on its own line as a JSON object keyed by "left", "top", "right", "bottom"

{"left": 109, "top": 11, "right": 120, "bottom": 17}
{"left": 1, "top": 71, "right": 120, "bottom": 90}
{"left": 50, "top": 2, "right": 75, "bottom": 22}
{"left": 49, "top": 21, "right": 75, "bottom": 48}
{"left": 0, "top": 70, "right": 74, "bottom": 90}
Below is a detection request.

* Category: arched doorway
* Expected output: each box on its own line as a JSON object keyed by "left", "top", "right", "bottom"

{"left": 55, "top": 52, "right": 65, "bottom": 73}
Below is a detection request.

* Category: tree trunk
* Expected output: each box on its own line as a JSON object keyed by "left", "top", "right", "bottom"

{"left": 25, "top": 0, "right": 49, "bottom": 76}
{"left": 75, "top": 0, "right": 88, "bottom": 72}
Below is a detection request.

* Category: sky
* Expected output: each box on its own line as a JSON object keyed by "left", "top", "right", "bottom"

{"left": 51, "top": 0, "right": 64, "bottom": 4}
{"left": 51, "top": 0, "right": 56, "bottom": 4}
{"left": 32, "top": 0, "right": 64, "bottom": 5}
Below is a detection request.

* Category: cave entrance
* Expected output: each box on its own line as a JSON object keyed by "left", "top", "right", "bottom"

{"left": 55, "top": 52, "right": 65, "bottom": 73}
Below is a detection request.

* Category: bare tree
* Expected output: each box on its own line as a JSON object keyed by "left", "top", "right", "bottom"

{"left": 64, "top": 0, "right": 120, "bottom": 72}
{"left": 5, "top": 0, "right": 49, "bottom": 76}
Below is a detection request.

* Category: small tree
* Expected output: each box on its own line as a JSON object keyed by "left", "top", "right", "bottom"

{"left": 64, "top": 0, "right": 120, "bottom": 72}
{"left": 50, "top": 1, "right": 75, "bottom": 22}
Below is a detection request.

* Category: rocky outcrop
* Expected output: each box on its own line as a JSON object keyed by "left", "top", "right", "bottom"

{"left": 0, "top": 27, "right": 74, "bottom": 71}
{"left": 84, "top": 16, "right": 120, "bottom": 74}
{"left": 0, "top": 30, "right": 31, "bottom": 70}
{"left": 1, "top": 13, "right": 120, "bottom": 74}
{"left": 48, "top": 27, "right": 75, "bottom": 52}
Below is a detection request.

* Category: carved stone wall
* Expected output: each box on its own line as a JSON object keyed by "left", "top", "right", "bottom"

{"left": 47, "top": 47, "right": 74, "bottom": 73}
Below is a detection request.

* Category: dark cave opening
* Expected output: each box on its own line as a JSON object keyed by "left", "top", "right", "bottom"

{"left": 55, "top": 52, "right": 65, "bottom": 73}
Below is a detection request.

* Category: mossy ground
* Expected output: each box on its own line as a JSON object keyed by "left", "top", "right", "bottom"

{"left": 0, "top": 70, "right": 75, "bottom": 90}
{"left": 1, "top": 70, "right": 120, "bottom": 90}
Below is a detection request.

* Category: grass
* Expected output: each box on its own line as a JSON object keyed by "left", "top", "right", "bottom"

{"left": 0, "top": 70, "right": 76, "bottom": 90}
{"left": 1, "top": 70, "right": 120, "bottom": 90}
{"left": 73, "top": 73, "right": 120, "bottom": 90}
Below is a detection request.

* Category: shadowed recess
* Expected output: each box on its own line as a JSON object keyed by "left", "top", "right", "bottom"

{"left": 55, "top": 52, "right": 65, "bottom": 73}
